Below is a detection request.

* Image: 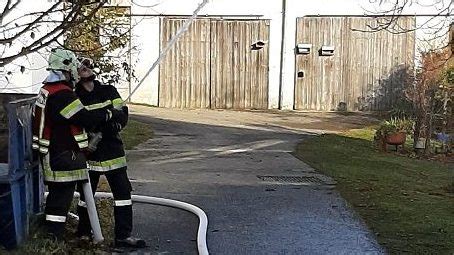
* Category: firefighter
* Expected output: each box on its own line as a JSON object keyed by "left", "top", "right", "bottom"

{"left": 32, "top": 48, "right": 124, "bottom": 239}
{"left": 74, "top": 58, "right": 146, "bottom": 248}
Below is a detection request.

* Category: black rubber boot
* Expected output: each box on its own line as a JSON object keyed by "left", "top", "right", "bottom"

{"left": 114, "top": 236, "right": 146, "bottom": 248}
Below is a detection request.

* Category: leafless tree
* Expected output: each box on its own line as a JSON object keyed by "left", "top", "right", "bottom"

{"left": 0, "top": 0, "right": 109, "bottom": 68}
{"left": 361, "top": 0, "right": 453, "bottom": 49}
{"left": 363, "top": 1, "right": 453, "bottom": 153}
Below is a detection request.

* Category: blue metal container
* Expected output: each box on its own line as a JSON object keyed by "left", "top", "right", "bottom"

{"left": 0, "top": 163, "right": 16, "bottom": 249}
{"left": 0, "top": 97, "right": 42, "bottom": 250}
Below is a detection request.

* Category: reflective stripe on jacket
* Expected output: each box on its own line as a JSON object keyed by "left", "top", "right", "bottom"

{"left": 76, "top": 80, "right": 128, "bottom": 172}
{"left": 32, "top": 84, "right": 89, "bottom": 155}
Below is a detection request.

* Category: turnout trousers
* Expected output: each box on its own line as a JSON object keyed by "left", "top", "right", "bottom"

{"left": 77, "top": 167, "right": 133, "bottom": 239}
{"left": 45, "top": 181, "right": 86, "bottom": 239}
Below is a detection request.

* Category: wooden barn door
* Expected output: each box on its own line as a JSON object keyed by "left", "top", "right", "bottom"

{"left": 210, "top": 20, "right": 269, "bottom": 109}
{"left": 294, "top": 16, "right": 415, "bottom": 111}
{"left": 159, "top": 18, "right": 269, "bottom": 109}
{"left": 159, "top": 19, "right": 211, "bottom": 108}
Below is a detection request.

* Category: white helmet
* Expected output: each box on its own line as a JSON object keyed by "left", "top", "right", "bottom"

{"left": 47, "top": 48, "right": 80, "bottom": 82}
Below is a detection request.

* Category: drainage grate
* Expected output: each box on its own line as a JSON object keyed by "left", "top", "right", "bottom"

{"left": 257, "top": 175, "right": 329, "bottom": 185}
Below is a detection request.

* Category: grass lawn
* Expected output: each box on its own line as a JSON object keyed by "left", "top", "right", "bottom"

{"left": 295, "top": 128, "right": 454, "bottom": 254}
{"left": 5, "top": 119, "right": 153, "bottom": 254}
{"left": 13, "top": 199, "right": 114, "bottom": 255}
{"left": 121, "top": 119, "right": 154, "bottom": 150}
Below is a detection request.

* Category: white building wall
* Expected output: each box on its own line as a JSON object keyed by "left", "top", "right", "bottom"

{"left": 1, "top": 0, "right": 451, "bottom": 110}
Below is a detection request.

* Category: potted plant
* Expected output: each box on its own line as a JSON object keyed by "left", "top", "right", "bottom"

{"left": 375, "top": 117, "right": 413, "bottom": 151}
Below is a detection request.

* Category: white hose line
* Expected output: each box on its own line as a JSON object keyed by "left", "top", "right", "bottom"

{"left": 124, "top": 0, "right": 210, "bottom": 102}
{"left": 82, "top": 182, "right": 104, "bottom": 243}
{"left": 44, "top": 191, "right": 210, "bottom": 255}
{"left": 95, "top": 192, "right": 209, "bottom": 255}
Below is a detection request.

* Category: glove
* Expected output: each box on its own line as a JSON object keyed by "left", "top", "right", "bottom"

{"left": 112, "top": 122, "right": 123, "bottom": 132}
{"left": 108, "top": 108, "right": 126, "bottom": 123}
{"left": 87, "top": 132, "right": 103, "bottom": 152}
{"left": 105, "top": 109, "right": 113, "bottom": 122}
{"left": 106, "top": 121, "right": 123, "bottom": 133}
{"left": 107, "top": 106, "right": 128, "bottom": 125}
{"left": 121, "top": 105, "right": 128, "bottom": 114}
{"left": 121, "top": 105, "right": 129, "bottom": 126}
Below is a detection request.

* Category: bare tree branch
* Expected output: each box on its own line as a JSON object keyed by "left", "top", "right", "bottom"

{"left": 0, "top": 7, "right": 67, "bottom": 32}
{"left": 0, "top": 0, "right": 108, "bottom": 67}
{"left": 360, "top": 0, "right": 453, "bottom": 36}
{"left": 0, "top": 0, "right": 13, "bottom": 24}
{"left": 0, "top": 1, "right": 62, "bottom": 44}
{"left": 0, "top": 0, "right": 21, "bottom": 25}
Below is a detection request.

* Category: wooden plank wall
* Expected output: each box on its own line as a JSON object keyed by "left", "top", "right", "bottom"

{"left": 295, "top": 16, "right": 415, "bottom": 111}
{"left": 159, "top": 18, "right": 211, "bottom": 108}
{"left": 159, "top": 18, "right": 269, "bottom": 109}
{"left": 210, "top": 20, "right": 269, "bottom": 109}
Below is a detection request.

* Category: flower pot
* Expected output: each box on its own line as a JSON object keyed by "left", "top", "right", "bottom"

{"left": 415, "top": 138, "right": 426, "bottom": 149}
{"left": 385, "top": 132, "right": 407, "bottom": 146}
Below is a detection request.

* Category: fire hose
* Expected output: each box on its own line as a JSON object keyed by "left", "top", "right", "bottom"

{"left": 45, "top": 189, "right": 209, "bottom": 255}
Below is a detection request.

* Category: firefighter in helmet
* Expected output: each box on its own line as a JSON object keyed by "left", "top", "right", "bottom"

{"left": 74, "top": 58, "right": 146, "bottom": 248}
{"left": 32, "top": 48, "right": 124, "bottom": 239}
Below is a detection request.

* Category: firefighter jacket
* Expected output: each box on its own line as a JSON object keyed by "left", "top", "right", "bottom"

{"left": 75, "top": 80, "right": 128, "bottom": 172}
{"left": 32, "top": 81, "right": 110, "bottom": 183}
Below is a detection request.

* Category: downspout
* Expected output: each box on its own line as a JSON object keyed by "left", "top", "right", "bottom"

{"left": 278, "top": 0, "right": 287, "bottom": 109}
{"left": 128, "top": 7, "right": 132, "bottom": 103}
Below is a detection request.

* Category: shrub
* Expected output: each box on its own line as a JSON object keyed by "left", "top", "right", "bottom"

{"left": 375, "top": 117, "right": 414, "bottom": 140}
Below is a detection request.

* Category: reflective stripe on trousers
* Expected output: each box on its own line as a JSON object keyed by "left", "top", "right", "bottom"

{"left": 77, "top": 168, "right": 132, "bottom": 239}
{"left": 46, "top": 214, "right": 66, "bottom": 223}
{"left": 114, "top": 199, "right": 132, "bottom": 206}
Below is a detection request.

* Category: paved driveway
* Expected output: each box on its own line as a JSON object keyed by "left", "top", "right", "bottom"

{"left": 125, "top": 106, "right": 382, "bottom": 254}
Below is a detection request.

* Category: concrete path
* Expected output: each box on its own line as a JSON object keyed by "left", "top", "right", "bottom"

{"left": 125, "top": 106, "right": 383, "bottom": 254}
